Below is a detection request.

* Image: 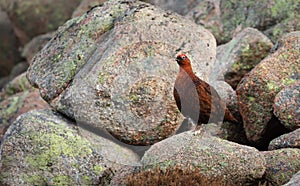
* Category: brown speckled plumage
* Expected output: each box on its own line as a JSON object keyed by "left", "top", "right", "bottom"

{"left": 173, "top": 54, "right": 238, "bottom": 124}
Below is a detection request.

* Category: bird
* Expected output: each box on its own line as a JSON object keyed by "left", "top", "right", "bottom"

{"left": 173, "top": 53, "right": 238, "bottom": 124}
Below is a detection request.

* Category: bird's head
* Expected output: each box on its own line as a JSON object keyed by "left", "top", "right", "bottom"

{"left": 176, "top": 53, "right": 191, "bottom": 67}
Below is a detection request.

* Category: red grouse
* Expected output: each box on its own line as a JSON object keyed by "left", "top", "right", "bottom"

{"left": 173, "top": 53, "right": 238, "bottom": 124}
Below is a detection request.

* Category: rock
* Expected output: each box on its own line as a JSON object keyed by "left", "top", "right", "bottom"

{"left": 283, "top": 171, "right": 300, "bottom": 186}
{"left": 262, "top": 148, "right": 300, "bottom": 185}
{"left": 113, "top": 131, "right": 266, "bottom": 185}
{"left": 27, "top": 0, "right": 216, "bottom": 145}
{"left": 0, "top": 8, "right": 21, "bottom": 77}
{"left": 22, "top": 32, "right": 54, "bottom": 63}
{"left": 72, "top": 0, "right": 108, "bottom": 18}
{"left": 214, "top": 27, "right": 273, "bottom": 89}
{"left": 1, "top": 72, "right": 32, "bottom": 97}
{"left": 0, "top": 110, "right": 140, "bottom": 185}
{"left": 0, "top": 0, "right": 82, "bottom": 45}
{"left": 264, "top": 13, "right": 300, "bottom": 43}
{"left": 0, "top": 62, "right": 29, "bottom": 90}
{"left": 0, "top": 90, "right": 50, "bottom": 141}
{"left": 141, "top": 0, "right": 200, "bottom": 15}
{"left": 273, "top": 81, "right": 300, "bottom": 130}
{"left": 268, "top": 128, "right": 300, "bottom": 150}
{"left": 186, "top": 0, "right": 300, "bottom": 44}
{"left": 210, "top": 80, "right": 243, "bottom": 123}
{"left": 236, "top": 32, "right": 300, "bottom": 146}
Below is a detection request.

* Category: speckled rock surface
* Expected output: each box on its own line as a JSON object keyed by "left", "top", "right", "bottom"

{"left": 0, "top": 0, "right": 82, "bottom": 45}
{"left": 72, "top": 0, "right": 108, "bottom": 18}
{"left": 273, "top": 81, "right": 300, "bottom": 130}
{"left": 214, "top": 27, "right": 273, "bottom": 89}
{"left": 283, "top": 171, "right": 300, "bottom": 186}
{"left": 268, "top": 128, "right": 300, "bottom": 150}
{"left": 27, "top": 0, "right": 216, "bottom": 145}
{"left": 1, "top": 72, "right": 32, "bottom": 97}
{"left": 0, "top": 8, "right": 21, "bottom": 77}
{"left": 0, "top": 72, "right": 50, "bottom": 140}
{"left": 0, "top": 110, "right": 140, "bottom": 185}
{"left": 236, "top": 32, "right": 300, "bottom": 145}
{"left": 186, "top": 0, "right": 300, "bottom": 44}
{"left": 130, "top": 131, "right": 266, "bottom": 185}
{"left": 0, "top": 89, "right": 49, "bottom": 141}
{"left": 142, "top": 0, "right": 200, "bottom": 15}
{"left": 262, "top": 148, "right": 300, "bottom": 185}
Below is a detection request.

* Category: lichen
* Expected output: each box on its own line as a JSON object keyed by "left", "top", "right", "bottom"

{"left": 94, "top": 165, "right": 104, "bottom": 176}
{"left": 23, "top": 121, "right": 94, "bottom": 184}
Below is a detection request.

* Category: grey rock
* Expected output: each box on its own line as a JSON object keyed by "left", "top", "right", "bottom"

{"left": 268, "top": 128, "right": 300, "bottom": 150}
{"left": 138, "top": 131, "right": 266, "bottom": 185}
{"left": 27, "top": 0, "right": 216, "bottom": 145}
{"left": 236, "top": 32, "right": 300, "bottom": 145}
{"left": 214, "top": 27, "right": 273, "bottom": 89}
{"left": 274, "top": 80, "right": 300, "bottom": 130}
{"left": 0, "top": 110, "right": 139, "bottom": 185}
{"left": 283, "top": 171, "right": 300, "bottom": 186}
{"left": 262, "top": 148, "right": 300, "bottom": 185}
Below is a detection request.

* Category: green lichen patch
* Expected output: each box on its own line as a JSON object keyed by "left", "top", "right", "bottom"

{"left": 0, "top": 110, "right": 113, "bottom": 185}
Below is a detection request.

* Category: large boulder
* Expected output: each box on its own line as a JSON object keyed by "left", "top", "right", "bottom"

{"left": 111, "top": 130, "right": 266, "bottom": 185}
{"left": 27, "top": 0, "right": 216, "bottom": 145}
{"left": 0, "top": 0, "right": 82, "bottom": 45}
{"left": 236, "top": 32, "right": 300, "bottom": 146}
{"left": 0, "top": 110, "right": 140, "bottom": 185}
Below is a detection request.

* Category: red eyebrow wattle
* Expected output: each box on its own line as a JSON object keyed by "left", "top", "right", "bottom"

{"left": 177, "top": 54, "right": 187, "bottom": 58}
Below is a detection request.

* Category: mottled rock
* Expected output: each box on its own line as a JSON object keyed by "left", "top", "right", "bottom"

{"left": 236, "top": 32, "right": 300, "bottom": 145}
{"left": 0, "top": 110, "right": 139, "bottom": 185}
{"left": 262, "top": 148, "right": 300, "bottom": 185}
{"left": 22, "top": 32, "right": 54, "bottom": 63}
{"left": 283, "top": 171, "right": 300, "bottom": 186}
{"left": 0, "top": 0, "right": 82, "bottom": 44}
{"left": 0, "top": 90, "right": 49, "bottom": 141}
{"left": 186, "top": 0, "right": 300, "bottom": 44}
{"left": 72, "top": 0, "right": 108, "bottom": 18}
{"left": 142, "top": 0, "right": 200, "bottom": 15}
{"left": 135, "top": 131, "right": 266, "bottom": 185}
{"left": 269, "top": 128, "right": 300, "bottom": 150}
{"left": 1, "top": 72, "right": 32, "bottom": 97}
{"left": 27, "top": 0, "right": 216, "bottom": 145}
{"left": 274, "top": 81, "right": 300, "bottom": 130}
{"left": 214, "top": 27, "right": 273, "bottom": 89}
{"left": 0, "top": 8, "right": 21, "bottom": 77}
